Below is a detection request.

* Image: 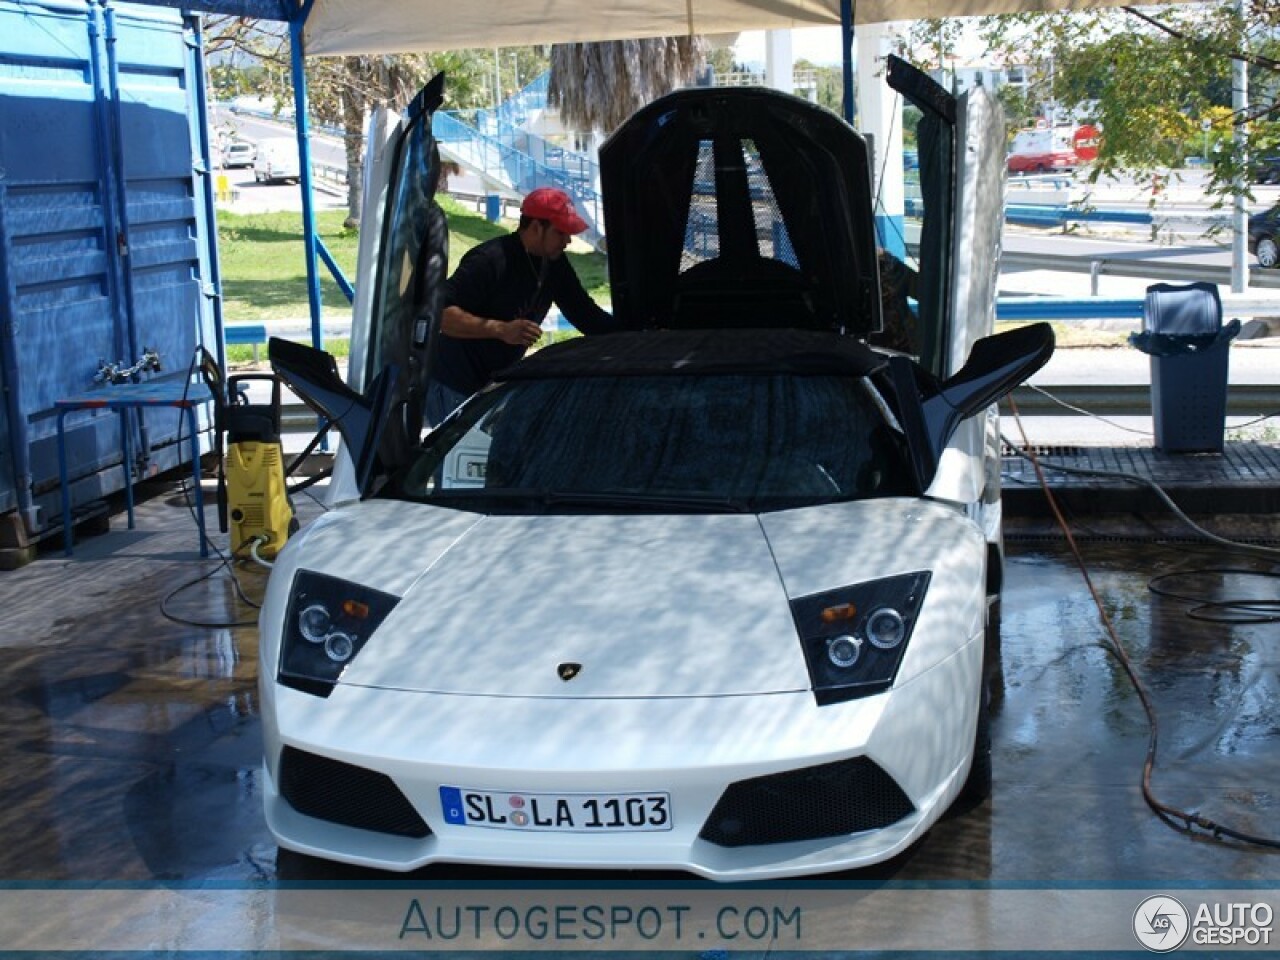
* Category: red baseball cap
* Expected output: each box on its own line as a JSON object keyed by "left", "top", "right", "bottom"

{"left": 521, "top": 187, "right": 588, "bottom": 236}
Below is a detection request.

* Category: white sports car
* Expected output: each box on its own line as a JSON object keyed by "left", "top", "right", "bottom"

{"left": 260, "top": 59, "right": 1053, "bottom": 881}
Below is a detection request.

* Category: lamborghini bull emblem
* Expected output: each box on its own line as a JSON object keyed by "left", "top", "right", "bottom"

{"left": 557, "top": 662, "right": 582, "bottom": 682}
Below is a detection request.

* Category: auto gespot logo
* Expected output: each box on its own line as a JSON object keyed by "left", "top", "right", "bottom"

{"left": 1133, "top": 895, "right": 1275, "bottom": 951}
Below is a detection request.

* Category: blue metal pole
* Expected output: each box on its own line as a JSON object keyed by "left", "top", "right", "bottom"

{"left": 87, "top": 1, "right": 130, "bottom": 368}
{"left": 187, "top": 13, "right": 227, "bottom": 373}
{"left": 102, "top": 2, "right": 151, "bottom": 469}
{"left": 101, "top": 4, "right": 141, "bottom": 368}
{"left": 316, "top": 238, "right": 354, "bottom": 302}
{"left": 289, "top": 11, "right": 324, "bottom": 351}
{"left": 290, "top": 1, "right": 328, "bottom": 449}
{"left": 841, "top": 0, "right": 855, "bottom": 125}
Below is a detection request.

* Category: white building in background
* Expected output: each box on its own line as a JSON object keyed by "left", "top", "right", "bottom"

{"left": 923, "top": 53, "right": 1029, "bottom": 97}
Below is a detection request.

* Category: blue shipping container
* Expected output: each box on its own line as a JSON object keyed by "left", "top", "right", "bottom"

{"left": 0, "top": 0, "right": 219, "bottom": 552}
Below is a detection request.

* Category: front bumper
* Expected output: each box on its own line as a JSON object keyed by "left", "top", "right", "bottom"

{"left": 262, "top": 636, "right": 981, "bottom": 881}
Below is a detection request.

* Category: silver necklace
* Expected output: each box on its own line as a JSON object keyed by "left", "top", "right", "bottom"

{"left": 526, "top": 248, "right": 545, "bottom": 283}
{"left": 526, "top": 249, "right": 548, "bottom": 298}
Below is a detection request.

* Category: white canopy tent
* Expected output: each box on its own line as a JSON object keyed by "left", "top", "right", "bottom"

{"left": 299, "top": 0, "right": 1144, "bottom": 55}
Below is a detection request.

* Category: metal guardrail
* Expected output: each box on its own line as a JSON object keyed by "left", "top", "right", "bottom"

{"left": 1005, "top": 204, "right": 1155, "bottom": 228}
{"left": 1004, "top": 382, "right": 1280, "bottom": 416}
{"left": 1001, "top": 250, "right": 1280, "bottom": 290}
{"left": 996, "top": 297, "right": 1142, "bottom": 321}
{"left": 996, "top": 294, "right": 1280, "bottom": 321}
{"left": 313, "top": 161, "right": 347, "bottom": 189}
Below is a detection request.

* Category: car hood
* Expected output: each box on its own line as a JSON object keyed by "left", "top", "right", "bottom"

{"left": 325, "top": 506, "right": 808, "bottom": 698}
{"left": 280, "top": 498, "right": 978, "bottom": 699}
{"left": 281, "top": 498, "right": 968, "bottom": 699}
{"left": 599, "top": 86, "right": 879, "bottom": 336}
{"left": 288, "top": 496, "right": 952, "bottom": 701}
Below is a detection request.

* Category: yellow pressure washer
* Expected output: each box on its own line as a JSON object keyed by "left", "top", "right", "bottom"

{"left": 201, "top": 352, "right": 294, "bottom": 559}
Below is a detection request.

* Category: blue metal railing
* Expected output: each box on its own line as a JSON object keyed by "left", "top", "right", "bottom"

{"left": 1005, "top": 204, "right": 1154, "bottom": 228}
{"left": 486, "top": 110, "right": 598, "bottom": 188}
{"left": 995, "top": 297, "right": 1145, "bottom": 321}
{"left": 434, "top": 110, "right": 603, "bottom": 238}
{"left": 430, "top": 69, "right": 607, "bottom": 237}
{"left": 495, "top": 71, "right": 550, "bottom": 127}
{"left": 905, "top": 196, "right": 1156, "bottom": 229}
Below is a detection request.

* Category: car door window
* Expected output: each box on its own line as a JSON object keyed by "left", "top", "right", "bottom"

{"left": 367, "top": 76, "right": 445, "bottom": 387}
{"left": 886, "top": 56, "right": 957, "bottom": 379}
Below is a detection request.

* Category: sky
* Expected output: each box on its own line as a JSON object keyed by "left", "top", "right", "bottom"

{"left": 732, "top": 27, "right": 848, "bottom": 68}
{"left": 733, "top": 22, "right": 994, "bottom": 70}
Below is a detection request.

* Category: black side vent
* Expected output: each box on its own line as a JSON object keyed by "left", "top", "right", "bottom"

{"left": 279, "top": 747, "right": 431, "bottom": 839}
{"left": 699, "top": 756, "right": 913, "bottom": 847}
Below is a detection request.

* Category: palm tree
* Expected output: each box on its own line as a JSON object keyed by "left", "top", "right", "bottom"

{"left": 548, "top": 36, "right": 708, "bottom": 134}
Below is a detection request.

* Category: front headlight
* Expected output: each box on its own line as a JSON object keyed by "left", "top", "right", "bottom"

{"left": 790, "top": 571, "right": 930, "bottom": 705}
{"left": 279, "top": 570, "right": 400, "bottom": 697}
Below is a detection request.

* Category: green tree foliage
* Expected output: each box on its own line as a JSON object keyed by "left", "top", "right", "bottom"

{"left": 902, "top": 7, "right": 1280, "bottom": 204}
{"left": 793, "top": 58, "right": 843, "bottom": 114}
{"left": 994, "top": 83, "right": 1036, "bottom": 132}
{"left": 705, "top": 44, "right": 739, "bottom": 79}
{"left": 899, "top": 18, "right": 968, "bottom": 94}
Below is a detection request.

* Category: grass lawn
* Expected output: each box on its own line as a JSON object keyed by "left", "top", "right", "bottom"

{"left": 217, "top": 196, "right": 611, "bottom": 326}
{"left": 217, "top": 203, "right": 1128, "bottom": 362}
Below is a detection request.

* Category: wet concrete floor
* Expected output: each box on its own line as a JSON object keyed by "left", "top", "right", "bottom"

{"left": 0, "top": 487, "right": 1277, "bottom": 887}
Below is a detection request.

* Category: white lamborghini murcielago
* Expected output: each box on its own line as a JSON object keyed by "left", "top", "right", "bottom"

{"left": 259, "top": 57, "right": 1054, "bottom": 881}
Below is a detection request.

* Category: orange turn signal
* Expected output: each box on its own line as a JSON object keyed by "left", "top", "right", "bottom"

{"left": 342, "top": 599, "right": 370, "bottom": 619}
{"left": 821, "top": 603, "right": 857, "bottom": 624}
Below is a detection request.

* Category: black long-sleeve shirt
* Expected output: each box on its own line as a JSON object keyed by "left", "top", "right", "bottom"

{"left": 437, "top": 232, "right": 616, "bottom": 395}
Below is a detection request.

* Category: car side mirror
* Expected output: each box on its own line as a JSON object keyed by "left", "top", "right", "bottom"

{"left": 888, "top": 322, "right": 1055, "bottom": 490}
{"left": 268, "top": 337, "right": 399, "bottom": 497}
{"left": 941, "top": 322, "right": 1056, "bottom": 419}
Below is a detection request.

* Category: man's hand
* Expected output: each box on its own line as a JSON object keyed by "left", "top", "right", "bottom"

{"left": 495, "top": 318, "right": 543, "bottom": 348}
{"left": 440, "top": 306, "right": 543, "bottom": 347}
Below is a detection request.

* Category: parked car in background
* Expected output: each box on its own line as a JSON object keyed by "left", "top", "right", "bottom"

{"left": 1248, "top": 204, "right": 1280, "bottom": 267}
{"left": 221, "top": 140, "right": 255, "bottom": 168}
{"left": 1251, "top": 155, "right": 1280, "bottom": 185}
{"left": 253, "top": 136, "right": 301, "bottom": 184}
{"left": 1006, "top": 127, "right": 1079, "bottom": 175}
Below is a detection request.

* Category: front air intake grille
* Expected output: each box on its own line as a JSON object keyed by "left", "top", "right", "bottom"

{"left": 279, "top": 746, "right": 431, "bottom": 838}
{"left": 699, "top": 756, "right": 914, "bottom": 847}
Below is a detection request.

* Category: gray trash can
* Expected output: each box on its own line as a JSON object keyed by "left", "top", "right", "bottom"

{"left": 1129, "top": 282, "right": 1241, "bottom": 453}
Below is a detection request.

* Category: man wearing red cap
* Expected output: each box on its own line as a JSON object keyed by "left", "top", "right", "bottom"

{"left": 428, "top": 187, "right": 618, "bottom": 425}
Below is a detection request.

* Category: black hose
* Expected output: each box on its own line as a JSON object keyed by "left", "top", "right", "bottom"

{"left": 1005, "top": 403, "right": 1280, "bottom": 851}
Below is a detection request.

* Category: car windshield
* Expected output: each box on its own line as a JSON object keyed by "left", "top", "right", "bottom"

{"left": 384, "top": 373, "right": 915, "bottom": 514}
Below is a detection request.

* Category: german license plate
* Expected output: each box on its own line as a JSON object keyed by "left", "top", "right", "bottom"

{"left": 440, "top": 786, "right": 671, "bottom": 832}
